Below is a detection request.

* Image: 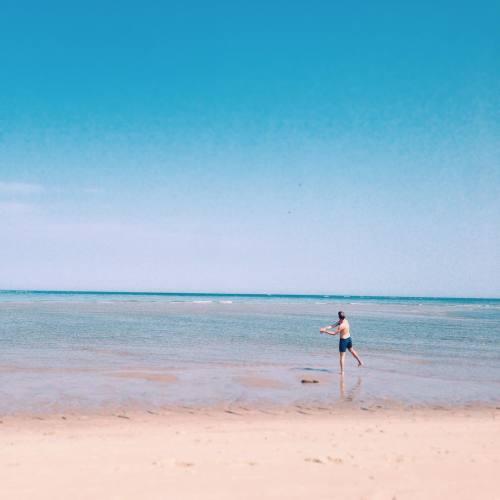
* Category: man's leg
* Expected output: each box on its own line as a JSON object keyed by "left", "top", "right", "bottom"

{"left": 348, "top": 347, "right": 363, "bottom": 367}
{"left": 339, "top": 352, "right": 346, "bottom": 374}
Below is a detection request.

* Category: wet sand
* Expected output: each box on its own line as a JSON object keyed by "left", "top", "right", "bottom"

{"left": 1, "top": 407, "right": 498, "bottom": 499}
{"left": 235, "top": 375, "right": 287, "bottom": 389}
{"left": 109, "top": 371, "right": 178, "bottom": 383}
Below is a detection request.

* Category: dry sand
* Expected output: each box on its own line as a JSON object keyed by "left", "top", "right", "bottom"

{"left": 1, "top": 407, "right": 499, "bottom": 500}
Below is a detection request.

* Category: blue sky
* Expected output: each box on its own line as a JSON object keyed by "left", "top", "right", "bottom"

{"left": 1, "top": 1, "right": 499, "bottom": 296}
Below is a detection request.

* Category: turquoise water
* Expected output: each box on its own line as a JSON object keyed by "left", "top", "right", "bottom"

{"left": 1, "top": 291, "right": 499, "bottom": 414}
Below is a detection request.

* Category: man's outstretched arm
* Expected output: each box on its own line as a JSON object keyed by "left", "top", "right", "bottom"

{"left": 321, "top": 329, "right": 339, "bottom": 336}
{"left": 320, "top": 321, "right": 339, "bottom": 330}
{"left": 320, "top": 323, "right": 340, "bottom": 336}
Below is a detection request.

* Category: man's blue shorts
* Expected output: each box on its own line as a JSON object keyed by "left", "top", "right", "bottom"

{"left": 339, "top": 337, "right": 353, "bottom": 352}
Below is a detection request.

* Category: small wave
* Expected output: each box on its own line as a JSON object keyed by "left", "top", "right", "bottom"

{"left": 192, "top": 300, "right": 213, "bottom": 304}
{"left": 219, "top": 300, "right": 233, "bottom": 304}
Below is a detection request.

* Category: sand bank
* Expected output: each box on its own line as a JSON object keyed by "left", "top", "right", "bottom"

{"left": 1, "top": 408, "right": 498, "bottom": 499}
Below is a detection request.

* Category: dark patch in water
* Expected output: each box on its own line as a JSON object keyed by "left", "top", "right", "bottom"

{"left": 294, "top": 367, "right": 332, "bottom": 373}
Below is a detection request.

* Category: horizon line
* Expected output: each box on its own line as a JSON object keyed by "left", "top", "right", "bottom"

{"left": 1, "top": 289, "right": 499, "bottom": 301}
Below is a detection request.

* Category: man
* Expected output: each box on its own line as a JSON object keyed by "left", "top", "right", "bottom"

{"left": 320, "top": 311, "right": 363, "bottom": 374}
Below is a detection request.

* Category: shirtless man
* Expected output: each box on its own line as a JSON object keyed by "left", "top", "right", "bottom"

{"left": 320, "top": 311, "right": 363, "bottom": 374}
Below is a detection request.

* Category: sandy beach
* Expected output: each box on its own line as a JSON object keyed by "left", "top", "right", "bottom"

{"left": 1, "top": 407, "right": 498, "bottom": 500}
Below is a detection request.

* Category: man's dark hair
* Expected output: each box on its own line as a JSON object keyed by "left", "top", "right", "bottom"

{"left": 338, "top": 311, "right": 346, "bottom": 320}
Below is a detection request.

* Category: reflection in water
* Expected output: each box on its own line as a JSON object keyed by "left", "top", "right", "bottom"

{"left": 339, "top": 376, "right": 363, "bottom": 402}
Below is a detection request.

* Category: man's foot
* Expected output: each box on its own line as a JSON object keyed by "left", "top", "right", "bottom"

{"left": 357, "top": 361, "right": 363, "bottom": 367}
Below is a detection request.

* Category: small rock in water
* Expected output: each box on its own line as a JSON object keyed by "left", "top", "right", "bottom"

{"left": 301, "top": 379, "right": 319, "bottom": 384}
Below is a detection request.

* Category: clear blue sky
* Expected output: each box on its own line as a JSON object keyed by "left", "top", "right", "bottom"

{"left": 1, "top": 1, "right": 499, "bottom": 296}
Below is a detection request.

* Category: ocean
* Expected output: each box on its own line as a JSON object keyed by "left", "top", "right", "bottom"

{"left": 1, "top": 291, "right": 499, "bottom": 414}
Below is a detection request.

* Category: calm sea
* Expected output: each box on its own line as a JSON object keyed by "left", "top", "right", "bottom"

{"left": 1, "top": 291, "right": 499, "bottom": 414}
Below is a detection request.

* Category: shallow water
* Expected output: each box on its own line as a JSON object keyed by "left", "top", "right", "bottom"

{"left": 0, "top": 291, "right": 499, "bottom": 414}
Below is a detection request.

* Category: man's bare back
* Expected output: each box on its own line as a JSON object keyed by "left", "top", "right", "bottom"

{"left": 337, "top": 319, "right": 350, "bottom": 339}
